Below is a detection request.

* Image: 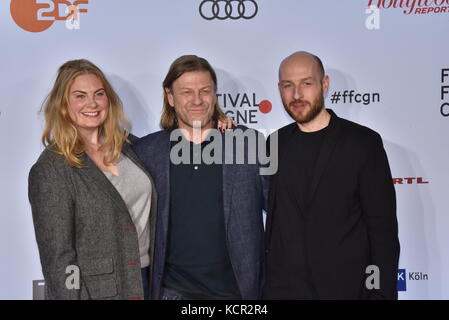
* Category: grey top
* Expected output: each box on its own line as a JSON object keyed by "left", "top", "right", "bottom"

{"left": 104, "top": 154, "right": 152, "bottom": 268}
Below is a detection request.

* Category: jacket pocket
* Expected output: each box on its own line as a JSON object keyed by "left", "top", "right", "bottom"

{"left": 80, "top": 257, "right": 114, "bottom": 276}
{"left": 84, "top": 278, "right": 117, "bottom": 299}
{"left": 79, "top": 257, "right": 117, "bottom": 299}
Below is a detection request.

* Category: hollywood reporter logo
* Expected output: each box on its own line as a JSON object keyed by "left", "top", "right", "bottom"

{"left": 199, "top": 0, "right": 258, "bottom": 20}
{"left": 10, "top": 0, "right": 88, "bottom": 33}
{"left": 368, "top": 0, "right": 449, "bottom": 15}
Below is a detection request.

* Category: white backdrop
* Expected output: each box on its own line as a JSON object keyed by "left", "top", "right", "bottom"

{"left": 1, "top": 0, "right": 448, "bottom": 299}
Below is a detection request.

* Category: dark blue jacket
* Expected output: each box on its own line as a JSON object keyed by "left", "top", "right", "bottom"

{"left": 133, "top": 126, "right": 269, "bottom": 299}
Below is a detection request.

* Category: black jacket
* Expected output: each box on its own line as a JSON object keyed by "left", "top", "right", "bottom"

{"left": 265, "top": 109, "right": 400, "bottom": 299}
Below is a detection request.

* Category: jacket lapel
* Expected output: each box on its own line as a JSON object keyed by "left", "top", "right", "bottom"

{"left": 78, "top": 141, "right": 160, "bottom": 220}
{"left": 266, "top": 123, "right": 296, "bottom": 243}
{"left": 78, "top": 153, "right": 129, "bottom": 215}
{"left": 155, "top": 132, "right": 171, "bottom": 240}
{"left": 221, "top": 130, "right": 236, "bottom": 234}
{"left": 307, "top": 109, "right": 343, "bottom": 211}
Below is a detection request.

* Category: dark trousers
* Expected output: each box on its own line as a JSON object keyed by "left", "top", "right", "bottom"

{"left": 161, "top": 287, "right": 193, "bottom": 300}
{"left": 141, "top": 267, "right": 150, "bottom": 300}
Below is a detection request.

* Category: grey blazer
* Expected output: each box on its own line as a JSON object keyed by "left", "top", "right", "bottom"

{"left": 28, "top": 140, "right": 157, "bottom": 300}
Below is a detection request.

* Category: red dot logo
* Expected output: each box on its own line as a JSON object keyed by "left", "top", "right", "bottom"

{"left": 258, "top": 100, "right": 272, "bottom": 114}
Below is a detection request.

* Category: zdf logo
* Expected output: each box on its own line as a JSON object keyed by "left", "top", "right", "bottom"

{"left": 10, "top": 0, "right": 88, "bottom": 33}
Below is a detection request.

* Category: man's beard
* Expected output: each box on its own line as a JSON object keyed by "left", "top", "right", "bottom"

{"left": 284, "top": 92, "right": 325, "bottom": 124}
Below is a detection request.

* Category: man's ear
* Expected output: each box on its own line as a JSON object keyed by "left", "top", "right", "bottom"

{"left": 321, "top": 75, "right": 330, "bottom": 94}
{"left": 165, "top": 87, "right": 174, "bottom": 107}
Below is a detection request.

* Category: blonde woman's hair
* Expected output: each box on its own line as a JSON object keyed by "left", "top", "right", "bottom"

{"left": 160, "top": 55, "right": 226, "bottom": 130}
{"left": 41, "top": 59, "right": 130, "bottom": 167}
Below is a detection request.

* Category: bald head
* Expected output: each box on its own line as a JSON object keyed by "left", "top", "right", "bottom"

{"left": 277, "top": 51, "right": 330, "bottom": 129}
{"left": 279, "top": 51, "right": 325, "bottom": 81}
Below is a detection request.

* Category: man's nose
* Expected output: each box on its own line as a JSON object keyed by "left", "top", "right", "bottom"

{"left": 293, "top": 86, "right": 303, "bottom": 100}
{"left": 192, "top": 91, "right": 203, "bottom": 105}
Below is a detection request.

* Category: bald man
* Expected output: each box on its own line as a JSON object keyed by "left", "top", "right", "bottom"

{"left": 264, "top": 51, "right": 400, "bottom": 299}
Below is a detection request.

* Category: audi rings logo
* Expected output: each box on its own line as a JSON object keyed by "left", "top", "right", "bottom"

{"left": 199, "top": 0, "right": 258, "bottom": 20}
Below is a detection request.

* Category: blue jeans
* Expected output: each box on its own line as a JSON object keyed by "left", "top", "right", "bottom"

{"left": 141, "top": 267, "right": 149, "bottom": 300}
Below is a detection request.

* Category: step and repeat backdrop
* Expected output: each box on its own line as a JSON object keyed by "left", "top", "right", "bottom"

{"left": 0, "top": 0, "right": 448, "bottom": 299}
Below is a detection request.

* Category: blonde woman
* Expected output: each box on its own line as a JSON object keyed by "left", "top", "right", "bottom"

{"left": 28, "top": 59, "right": 157, "bottom": 300}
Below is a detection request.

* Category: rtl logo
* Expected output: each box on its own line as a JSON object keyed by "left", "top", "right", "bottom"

{"left": 392, "top": 177, "right": 429, "bottom": 185}
{"left": 10, "top": 0, "right": 88, "bottom": 33}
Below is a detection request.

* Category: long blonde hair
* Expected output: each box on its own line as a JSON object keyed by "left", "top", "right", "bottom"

{"left": 41, "top": 59, "right": 130, "bottom": 167}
